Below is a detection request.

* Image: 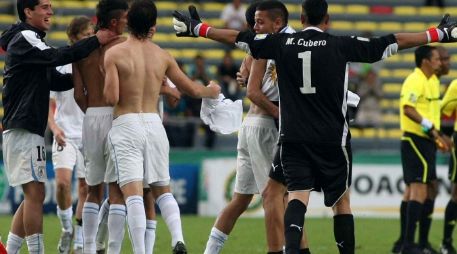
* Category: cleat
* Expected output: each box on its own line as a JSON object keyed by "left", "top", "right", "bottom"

{"left": 96, "top": 248, "right": 106, "bottom": 254}
{"left": 440, "top": 243, "right": 457, "bottom": 254}
{"left": 173, "top": 241, "right": 187, "bottom": 254}
{"left": 392, "top": 240, "right": 403, "bottom": 254}
{"left": 421, "top": 242, "right": 439, "bottom": 254}
{"left": 57, "top": 230, "right": 73, "bottom": 254}
{"left": 402, "top": 244, "right": 425, "bottom": 254}
{"left": 73, "top": 246, "right": 83, "bottom": 254}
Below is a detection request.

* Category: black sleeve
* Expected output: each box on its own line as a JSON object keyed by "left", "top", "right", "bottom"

{"left": 49, "top": 68, "right": 73, "bottom": 91}
{"left": 235, "top": 31, "right": 282, "bottom": 60}
{"left": 12, "top": 32, "right": 100, "bottom": 67}
{"left": 338, "top": 34, "right": 398, "bottom": 63}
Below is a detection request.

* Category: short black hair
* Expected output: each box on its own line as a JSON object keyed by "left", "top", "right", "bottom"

{"left": 127, "top": 0, "right": 157, "bottom": 39}
{"left": 257, "top": 0, "right": 289, "bottom": 25}
{"left": 17, "top": 0, "right": 40, "bottom": 22}
{"left": 415, "top": 45, "right": 437, "bottom": 67}
{"left": 96, "top": 0, "right": 129, "bottom": 29}
{"left": 245, "top": 0, "right": 261, "bottom": 32}
{"left": 302, "top": 0, "right": 328, "bottom": 26}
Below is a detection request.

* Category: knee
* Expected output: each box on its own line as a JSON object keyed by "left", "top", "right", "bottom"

{"left": 56, "top": 179, "right": 71, "bottom": 193}
{"left": 332, "top": 193, "right": 351, "bottom": 215}
{"left": 261, "top": 186, "right": 283, "bottom": 209}
{"left": 427, "top": 181, "right": 439, "bottom": 199}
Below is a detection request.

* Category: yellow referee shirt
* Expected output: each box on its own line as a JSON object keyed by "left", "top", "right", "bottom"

{"left": 400, "top": 68, "right": 441, "bottom": 138}
{"left": 441, "top": 79, "right": 457, "bottom": 131}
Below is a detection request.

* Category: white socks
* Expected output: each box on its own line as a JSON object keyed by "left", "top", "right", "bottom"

{"left": 96, "top": 198, "right": 110, "bottom": 249}
{"left": 57, "top": 206, "right": 73, "bottom": 233}
{"left": 204, "top": 227, "right": 228, "bottom": 254}
{"left": 82, "top": 202, "right": 99, "bottom": 253}
{"left": 107, "top": 204, "right": 126, "bottom": 254}
{"left": 156, "top": 193, "right": 184, "bottom": 247}
{"left": 25, "top": 233, "right": 44, "bottom": 254}
{"left": 126, "top": 195, "right": 146, "bottom": 254}
{"left": 73, "top": 224, "right": 83, "bottom": 250}
{"left": 6, "top": 232, "right": 23, "bottom": 254}
{"left": 145, "top": 220, "right": 157, "bottom": 254}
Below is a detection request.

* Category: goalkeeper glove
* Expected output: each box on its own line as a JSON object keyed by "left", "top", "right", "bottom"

{"left": 172, "top": 5, "right": 211, "bottom": 37}
{"left": 427, "top": 14, "right": 457, "bottom": 43}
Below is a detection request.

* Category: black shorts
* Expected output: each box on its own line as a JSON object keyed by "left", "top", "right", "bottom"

{"left": 448, "top": 132, "right": 457, "bottom": 183}
{"left": 269, "top": 149, "right": 286, "bottom": 185}
{"left": 280, "top": 142, "right": 352, "bottom": 207}
{"left": 401, "top": 132, "right": 437, "bottom": 184}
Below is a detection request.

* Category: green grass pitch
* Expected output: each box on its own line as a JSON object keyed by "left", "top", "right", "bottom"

{"left": 0, "top": 215, "right": 447, "bottom": 253}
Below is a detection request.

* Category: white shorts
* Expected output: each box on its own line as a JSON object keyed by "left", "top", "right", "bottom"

{"left": 235, "top": 116, "right": 278, "bottom": 194}
{"left": 108, "top": 113, "right": 170, "bottom": 188}
{"left": 2, "top": 129, "right": 47, "bottom": 187}
{"left": 52, "top": 138, "right": 85, "bottom": 179}
{"left": 82, "top": 107, "right": 116, "bottom": 186}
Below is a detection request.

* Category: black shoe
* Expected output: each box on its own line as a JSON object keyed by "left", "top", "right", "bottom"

{"left": 421, "top": 242, "right": 439, "bottom": 254}
{"left": 402, "top": 244, "right": 425, "bottom": 254}
{"left": 392, "top": 240, "right": 403, "bottom": 254}
{"left": 173, "top": 241, "right": 187, "bottom": 254}
{"left": 440, "top": 242, "right": 457, "bottom": 254}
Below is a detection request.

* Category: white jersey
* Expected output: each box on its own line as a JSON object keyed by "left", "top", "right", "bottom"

{"left": 50, "top": 64, "right": 84, "bottom": 141}
{"left": 261, "top": 26, "right": 295, "bottom": 102}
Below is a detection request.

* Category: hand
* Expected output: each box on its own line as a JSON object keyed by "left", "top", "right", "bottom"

{"left": 236, "top": 72, "right": 248, "bottom": 87}
{"left": 436, "top": 14, "right": 457, "bottom": 43}
{"left": 431, "top": 129, "right": 451, "bottom": 152}
{"left": 54, "top": 128, "right": 66, "bottom": 147}
{"left": 173, "top": 5, "right": 207, "bottom": 37}
{"left": 95, "top": 29, "right": 119, "bottom": 45}
{"left": 207, "top": 81, "right": 221, "bottom": 99}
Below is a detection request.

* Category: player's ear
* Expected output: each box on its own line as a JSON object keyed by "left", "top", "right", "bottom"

{"left": 324, "top": 14, "right": 330, "bottom": 25}
{"left": 300, "top": 13, "right": 305, "bottom": 25}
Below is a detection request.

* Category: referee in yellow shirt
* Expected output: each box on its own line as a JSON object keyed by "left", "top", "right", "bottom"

{"left": 440, "top": 76, "right": 457, "bottom": 254}
{"left": 396, "top": 45, "right": 451, "bottom": 254}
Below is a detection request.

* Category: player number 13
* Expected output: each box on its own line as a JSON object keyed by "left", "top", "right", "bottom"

{"left": 298, "top": 51, "right": 316, "bottom": 94}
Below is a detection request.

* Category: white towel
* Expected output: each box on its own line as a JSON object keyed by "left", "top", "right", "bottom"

{"left": 347, "top": 91, "right": 360, "bottom": 108}
{"left": 200, "top": 94, "right": 243, "bottom": 134}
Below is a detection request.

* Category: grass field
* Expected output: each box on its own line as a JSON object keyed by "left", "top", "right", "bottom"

{"left": 0, "top": 215, "right": 447, "bottom": 253}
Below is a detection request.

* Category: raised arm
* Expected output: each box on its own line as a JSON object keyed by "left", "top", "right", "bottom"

{"left": 73, "top": 63, "right": 88, "bottom": 113}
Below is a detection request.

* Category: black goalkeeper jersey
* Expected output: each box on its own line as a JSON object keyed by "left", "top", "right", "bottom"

{"left": 236, "top": 27, "right": 397, "bottom": 146}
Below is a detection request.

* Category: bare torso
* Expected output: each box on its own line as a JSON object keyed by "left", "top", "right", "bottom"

{"left": 76, "top": 37, "right": 126, "bottom": 107}
{"left": 109, "top": 37, "right": 169, "bottom": 117}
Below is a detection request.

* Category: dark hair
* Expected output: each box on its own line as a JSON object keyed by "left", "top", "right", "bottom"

{"left": 301, "top": 0, "right": 328, "bottom": 26}
{"left": 415, "top": 45, "right": 437, "bottom": 67}
{"left": 245, "top": 0, "right": 261, "bottom": 32}
{"left": 66, "top": 16, "right": 91, "bottom": 41}
{"left": 128, "top": 0, "right": 157, "bottom": 39}
{"left": 96, "top": 0, "right": 129, "bottom": 29}
{"left": 257, "top": 0, "right": 289, "bottom": 25}
{"left": 17, "top": 0, "right": 40, "bottom": 22}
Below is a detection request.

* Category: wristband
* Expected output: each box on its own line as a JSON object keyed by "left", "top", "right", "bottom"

{"left": 420, "top": 118, "right": 434, "bottom": 134}
{"left": 196, "top": 23, "right": 211, "bottom": 37}
{"left": 426, "top": 28, "right": 444, "bottom": 42}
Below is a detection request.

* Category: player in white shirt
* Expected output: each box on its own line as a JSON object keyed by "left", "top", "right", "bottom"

{"left": 48, "top": 16, "right": 93, "bottom": 254}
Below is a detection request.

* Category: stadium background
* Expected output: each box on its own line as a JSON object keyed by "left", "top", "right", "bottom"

{"left": 0, "top": 0, "right": 456, "bottom": 253}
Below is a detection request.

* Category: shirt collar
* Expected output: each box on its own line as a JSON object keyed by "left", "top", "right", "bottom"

{"left": 302, "top": 26, "right": 323, "bottom": 32}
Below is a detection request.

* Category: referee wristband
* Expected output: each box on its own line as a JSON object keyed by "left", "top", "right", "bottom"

{"left": 420, "top": 118, "right": 434, "bottom": 134}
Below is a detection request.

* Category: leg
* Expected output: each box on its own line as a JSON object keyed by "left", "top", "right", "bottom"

{"left": 262, "top": 179, "right": 286, "bottom": 252}
{"left": 285, "top": 191, "right": 310, "bottom": 254}
{"left": 392, "top": 186, "right": 410, "bottom": 253}
{"left": 22, "top": 181, "right": 45, "bottom": 254}
{"left": 122, "top": 181, "right": 145, "bottom": 254}
{"left": 144, "top": 188, "right": 157, "bottom": 254}
{"left": 332, "top": 191, "right": 354, "bottom": 254}
{"left": 107, "top": 182, "right": 126, "bottom": 254}
{"left": 418, "top": 180, "right": 438, "bottom": 251}
{"left": 6, "top": 201, "right": 25, "bottom": 254}
{"left": 402, "top": 182, "right": 427, "bottom": 253}
{"left": 74, "top": 178, "right": 87, "bottom": 251}
{"left": 83, "top": 184, "right": 104, "bottom": 254}
{"left": 55, "top": 168, "right": 74, "bottom": 254}
{"left": 441, "top": 183, "right": 457, "bottom": 253}
{"left": 151, "top": 185, "right": 186, "bottom": 251}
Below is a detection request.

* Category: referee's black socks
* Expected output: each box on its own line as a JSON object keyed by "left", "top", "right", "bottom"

{"left": 419, "top": 198, "right": 435, "bottom": 246}
{"left": 333, "top": 214, "right": 355, "bottom": 254}
{"left": 443, "top": 200, "right": 457, "bottom": 244}
{"left": 284, "top": 199, "right": 306, "bottom": 254}
{"left": 404, "top": 200, "right": 423, "bottom": 246}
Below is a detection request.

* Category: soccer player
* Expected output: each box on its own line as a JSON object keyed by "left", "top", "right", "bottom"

{"left": 204, "top": 1, "right": 310, "bottom": 254}
{"left": 172, "top": 0, "right": 457, "bottom": 253}
{"left": 103, "top": 0, "right": 219, "bottom": 253}
{"left": 48, "top": 16, "right": 94, "bottom": 254}
{"left": 398, "top": 45, "right": 452, "bottom": 254}
{"left": 72, "top": 0, "right": 128, "bottom": 253}
{"left": 440, "top": 52, "right": 457, "bottom": 254}
{"left": 0, "top": 0, "right": 116, "bottom": 252}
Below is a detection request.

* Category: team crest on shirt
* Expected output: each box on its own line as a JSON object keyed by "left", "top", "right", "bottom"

{"left": 408, "top": 93, "right": 418, "bottom": 103}
{"left": 254, "top": 34, "right": 268, "bottom": 40}
{"left": 268, "top": 63, "right": 277, "bottom": 84}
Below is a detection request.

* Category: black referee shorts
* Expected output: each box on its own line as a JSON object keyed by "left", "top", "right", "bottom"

{"left": 269, "top": 148, "right": 286, "bottom": 185}
{"left": 448, "top": 132, "right": 457, "bottom": 183}
{"left": 280, "top": 142, "right": 352, "bottom": 207}
{"left": 401, "top": 132, "right": 437, "bottom": 184}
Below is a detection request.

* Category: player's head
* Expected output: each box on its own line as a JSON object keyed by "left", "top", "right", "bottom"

{"left": 436, "top": 46, "right": 450, "bottom": 77}
{"left": 127, "top": 0, "right": 157, "bottom": 40}
{"left": 254, "top": 0, "right": 288, "bottom": 34}
{"left": 66, "top": 16, "right": 93, "bottom": 44}
{"left": 415, "top": 45, "right": 441, "bottom": 73}
{"left": 96, "top": 0, "right": 128, "bottom": 35}
{"left": 245, "top": 0, "right": 260, "bottom": 32}
{"left": 17, "top": 0, "right": 53, "bottom": 31}
{"left": 301, "top": 0, "right": 329, "bottom": 29}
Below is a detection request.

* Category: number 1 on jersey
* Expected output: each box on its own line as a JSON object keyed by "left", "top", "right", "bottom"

{"left": 298, "top": 51, "right": 316, "bottom": 94}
